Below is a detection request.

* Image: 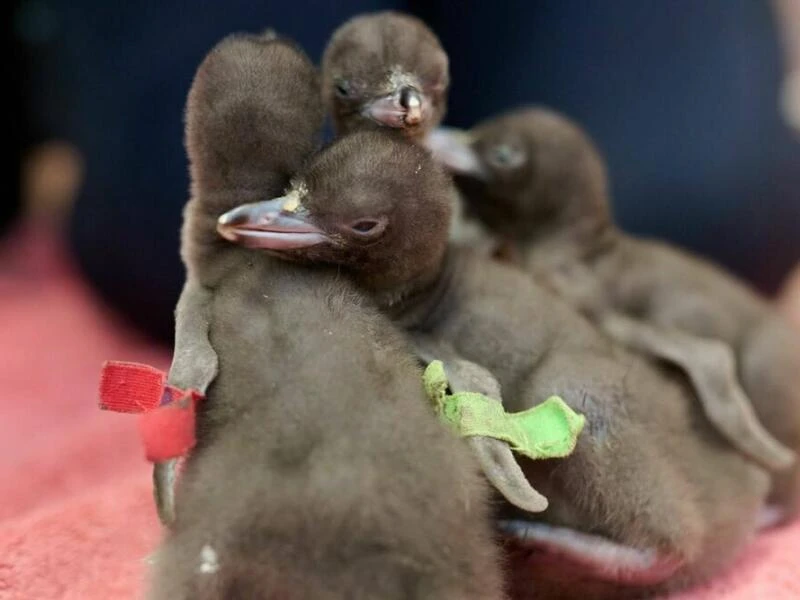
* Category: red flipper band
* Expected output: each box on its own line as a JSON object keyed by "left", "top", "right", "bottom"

{"left": 138, "top": 397, "right": 197, "bottom": 462}
{"left": 98, "top": 360, "right": 204, "bottom": 462}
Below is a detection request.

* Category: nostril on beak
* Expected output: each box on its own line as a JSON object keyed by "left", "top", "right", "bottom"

{"left": 258, "top": 212, "right": 280, "bottom": 227}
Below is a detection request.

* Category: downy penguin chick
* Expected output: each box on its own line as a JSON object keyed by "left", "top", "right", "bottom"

{"left": 148, "top": 34, "right": 506, "bottom": 600}
{"left": 429, "top": 107, "right": 800, "bottom": 524}
{"left": 221, "top": 130, "right": 772, "bottom": 599}
{"left": 321, "top": 11, "right": 448, "bottom": 142}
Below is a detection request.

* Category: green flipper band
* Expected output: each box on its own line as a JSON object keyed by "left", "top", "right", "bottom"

{"left": 423, "top": 360, "right": 586, "bottom": 460}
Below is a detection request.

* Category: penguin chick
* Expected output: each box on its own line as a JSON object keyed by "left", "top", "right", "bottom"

{"left": 222, "top": 130, "right": 772, "bottom": 598}
{"left": 321, "top": 11, "right": 449, "bottom": 142}
{"left": 153, "top": 28, "right": 327, "bottom": 524}
{"left": 148, "top": 34, "right": 506, "bottom": 600}
{"left": 428, "top": 107, "right": 800, "bottom": 524}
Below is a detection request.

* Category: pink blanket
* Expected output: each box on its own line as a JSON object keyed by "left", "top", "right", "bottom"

{"left": 1, "top": 226, "right": 798, "bottom": 599}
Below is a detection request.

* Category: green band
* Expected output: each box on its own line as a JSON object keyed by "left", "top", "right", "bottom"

{"left": 423, "top": 360, "right": 585, "bottom": 460}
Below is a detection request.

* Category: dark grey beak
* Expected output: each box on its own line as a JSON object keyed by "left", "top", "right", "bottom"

{"left": 217, "top": 197, "right": 329, "bottom": 250}
{"left": 424, "top": 127, "right": 490, "bottom": 181}
{"left": 364, "top": 85, "right": 426, "bottom": 128}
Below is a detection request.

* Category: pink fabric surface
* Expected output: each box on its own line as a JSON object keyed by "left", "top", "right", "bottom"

{"left": 0, "top": 224, "right": 798, "bottom": 599}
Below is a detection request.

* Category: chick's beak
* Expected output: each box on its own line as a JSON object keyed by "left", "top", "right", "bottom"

{"left": 217, "top": 197, "right": 329, "bottom": 250}
{"left": 399, "top": 86, "right": 423, "bottom": 125}
{"left": 424, "top": 127, "right": 490, "bottom": 181}
{"left": 364, "top": 85, "right": 426, "bottom": 129}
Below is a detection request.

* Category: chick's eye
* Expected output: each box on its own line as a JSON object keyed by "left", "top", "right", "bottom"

{"left": 347, "top": 217, "right": 387, "bottom": 238}
{"left": 351, "top": 220, "right": 378, "bottom": 232}
{"left": 334, "top": 80, "right": 350, "bottom": 98}
{"left": 488, "top": 144, "right": 526, "bottom": 170}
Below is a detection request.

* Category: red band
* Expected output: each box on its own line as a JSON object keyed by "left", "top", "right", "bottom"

{"left": 139, "top": 397, "right": 198, "bottom": 462}
{"left": 99, "top": 361, "right": 167, "bottom": 413}
{"left": 98, "top": 361, "right": 204, "bottom": 461}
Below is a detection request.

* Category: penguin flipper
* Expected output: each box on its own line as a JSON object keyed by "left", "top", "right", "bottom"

{"left": 411, "top": 332, "right": 548, "bottom": 512}
{"left": 600, "top": 311, "right": 794, "bottom": 472}
{"left": 155, "top": 279, "right": 219, "bottom": 527}
{"left": 168, "top": 279, "right": 218, "bottom": 393}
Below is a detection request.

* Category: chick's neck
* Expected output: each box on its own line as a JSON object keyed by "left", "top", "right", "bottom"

{"left": 377, "top": 247, "right": 460, "bottom": 331}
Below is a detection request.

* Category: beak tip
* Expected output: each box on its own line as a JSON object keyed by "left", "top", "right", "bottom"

{"left": 402, "top": 89, "right": 424, "bottom": 126}
{"left": 217, "top": 205, "right": 244, "bottom": 228}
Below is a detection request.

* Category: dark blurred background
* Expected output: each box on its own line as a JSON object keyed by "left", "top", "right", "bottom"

{"left": 7, "top": 0, "right": 800, "bottom": 344}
